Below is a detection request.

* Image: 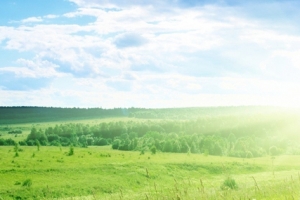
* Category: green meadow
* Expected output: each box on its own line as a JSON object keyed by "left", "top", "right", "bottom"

{"left": 1, "top": 146, "right": 300, "bottom": 199}
{"left": 1, "top": 106, "right": 300, "bottom": 199}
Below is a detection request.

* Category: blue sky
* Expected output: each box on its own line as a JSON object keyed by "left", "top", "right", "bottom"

{"left": 1, "top": 0, "right": 300, "bottom": 108}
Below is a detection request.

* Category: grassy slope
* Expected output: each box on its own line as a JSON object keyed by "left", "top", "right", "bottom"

{"left": 1, "top": 107, "right": 300, "bottom": 199}
{"left": 1, "top": 146, "right": 300, "bottom": 199}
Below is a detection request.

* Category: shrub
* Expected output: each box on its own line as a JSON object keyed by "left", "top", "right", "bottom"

{"left": 94, "top": 138, "right": 108, "bottom": 146}
{"left": 5, "top": 138, "right": 16, "bottom": 145}
{"left": 27, "top": 140, "right": 35, "bottom": 146}
{"left": 14, "top": 181, "right": 21, "bottom": 185}
{"left": 50, "top": 140, "right": 61, "bottom": 146}
{"left": 269, "top": 146, "right": 279, "bottom": 156}
{"left": 0, "top": 138, "right": 5, "bottom": 146}
{"left": 87, "top": 138, "right": 94, "bottom": 146}
{"left": 112, "top": 139, "right": 121, "bottom": 150}
{"left": 14, "top": 143, "right": 19, "bottom": 157}
{"left": 150, "top": 145, "right": 156, "bottom": 154}
{"left": 221, "top": 176, "right": 238, "bottom": 190}
{"left": 68, "top": 145, "right": 74, "bottom": 156}
{"left": 18, "top": 141, "right": 27, "bottom": 146}
{"left": 22, "top": 179, "right": 32, "bottom": 187}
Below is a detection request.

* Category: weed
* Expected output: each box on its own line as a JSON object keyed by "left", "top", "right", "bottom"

{"left": 14, "top": 143, "right": 19, "bottom": 157}
{"left": 36, "top": 139, "right": 40, "bottom": 151}
{"left": 68, "top": 144, "right": 74, "bottom": 156}
{"left": 22, "top": 179, "right": 32, "bottom": 187}
{"left": 251, "top": 176, "right": 260, "bottom": 191}
{"left": 220, "top": 176, "right": 238, "bottom": 190}
{"left": 14, "top": 181, "right": 21, "bottom": 185}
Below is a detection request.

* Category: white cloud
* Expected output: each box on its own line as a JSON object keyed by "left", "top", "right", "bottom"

{"left": 21, "top": 17, "right": 43, "bottom": 23}
{"left": 44, "top": 14, "right": 59, "bottom": 19}
{"left": 1, "top": 1, "right": 300, "bottom": 107}
{"left": 0, "top": 58, "right": 63, "bottom": 78}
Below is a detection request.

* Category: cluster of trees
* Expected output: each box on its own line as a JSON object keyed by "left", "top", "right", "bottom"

{"left": 111, "top": 131, "right": 286, "bottom": 157}
{"left": 0, "top": 138, "right": 16, "bottom": 146}
{"left": 8, "top": 129, "right": 22, "bottom": 134}
{"left": 2, "top": 106, "right": 300, "bottom": 158}
{"left": 14, "top": 109, "right": 300, "bottom": 158}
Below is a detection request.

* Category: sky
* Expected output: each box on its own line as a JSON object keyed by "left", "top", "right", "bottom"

{"left": 1, "top": 0, "right": 300, "bottom": 108}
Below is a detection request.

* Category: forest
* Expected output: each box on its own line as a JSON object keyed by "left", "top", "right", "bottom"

{"left": 1, "top": 106, "right": 300, "bottom": 158}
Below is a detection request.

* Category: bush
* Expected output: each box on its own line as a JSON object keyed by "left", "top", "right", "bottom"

{"left": 4, "top": 138, "right": 16, "bottom": 145}
{"left": 0, "top": 139, "right": 5, "bottom": 146}
{"left": 94, "top": 138, "right": 108, "bottom": 146}
{"left": 112, "top": 139, "right": 121, "bottom": 150}
{"left": 150, "top": 145, "right": 156, "bottom": 154}
{"left": 47, "top": 134, "right": 59, "bottom": 143}
{"left": 14, "top": 143, "right": 19, "bottom": 157}
{"left": 18, "top": 141, "right": 27, "bottom": 146}
{"left": 269, "top": 146, "right": 279, "bottom": 156}
{"left": 14, "top": 181, "right": 21, "bottom": 185}
{"left": 27, "top": 140, "right": 35, "bottom": 146}
{"left": 60, "top": 137, "right": 71, "bottom": 146}
{"left": 221, "top": 176, "right": 238, "bottom": 190}
{"left": 68, "top": 145, "right": 74, "bottom": 156}
{"left": 22, "top": 179, "right": 32, "bottom": 187}
{"left": 8, "top": 129, "right": 22, "bottom": 134}
{"left": 87, "top": 138, "right": 94, "bottom": 146}
{"left": 50, "top": 140, "right": 61, "bottom": 146}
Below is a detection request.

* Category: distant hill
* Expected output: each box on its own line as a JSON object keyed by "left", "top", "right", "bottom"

{"left": 0, "top": 107, "right": 129, "bottom": 124}
{"left": 0, "top": 106, "right": 294, "bottom": 124}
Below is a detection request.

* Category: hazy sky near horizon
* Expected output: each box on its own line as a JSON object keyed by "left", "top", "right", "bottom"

{"left": 1, "top": 0, "right": 300, "bottom": 108}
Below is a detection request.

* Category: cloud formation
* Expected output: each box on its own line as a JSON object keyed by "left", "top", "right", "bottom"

{"left": 1, "top": 0, "right": 300, "bottom": 107}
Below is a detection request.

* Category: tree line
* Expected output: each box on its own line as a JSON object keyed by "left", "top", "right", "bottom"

{"left": 1, "top": 109, "right": 299, "bottom": 158}
{"left": 0, "top": 106, "right": 284, "bottom": 124}
{"left": 0, "top": 107, "right": 131, "bottom": 124}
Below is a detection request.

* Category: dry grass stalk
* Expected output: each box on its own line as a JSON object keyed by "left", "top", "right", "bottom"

{"left": 200, "top": 179, "right": 205, "bottom": 193}
{"left": 251, "top": 176, "right": 260, "bottom": 191}
{"left": 119, "top": 189, "right": 123, "bottom": 200}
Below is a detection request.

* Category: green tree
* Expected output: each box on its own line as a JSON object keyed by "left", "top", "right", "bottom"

{"left": 27, "top": 127, "right": 38, "bottom": 141}
{"left": 112, "top": 139, "right": 121, "bottom": 150}
{"left": 78, "top": 135, "right": 88, "bottom": 147}
{"left": 163, "top": 140, "right": 173, "bottom": 152}
{"left": 269, "top": 146, "right": 279, "bottom": 156}
{"left": 150, "top": 145, "right": 157, "bottom": 154}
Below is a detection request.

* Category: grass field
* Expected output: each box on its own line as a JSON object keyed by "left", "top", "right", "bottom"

{"left": 1, "top": 108, "right": 300, "bottom": 200}
{"left": 1, "top": 145, "right": 300, "bottom": 199}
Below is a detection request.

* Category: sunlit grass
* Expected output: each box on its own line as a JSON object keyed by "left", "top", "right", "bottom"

{"left": 1, "top": 107, "right": 300, "bottom": 199}
{"left": 1, "top": 146, "right": 300, "bottom": 199}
